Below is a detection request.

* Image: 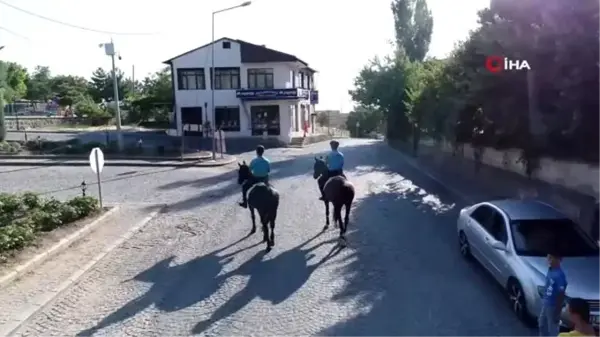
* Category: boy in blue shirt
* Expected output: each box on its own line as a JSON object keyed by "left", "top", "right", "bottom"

{"left": 239, "top": 145, "right": 271, "bottom": 208}
{"left": 318, "top": 140, "right": 347, "bottom": 201}
{"left": 539, "top": 249, "right": 568, "bottom": 336}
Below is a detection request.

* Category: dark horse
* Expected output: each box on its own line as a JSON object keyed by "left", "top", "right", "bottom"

{"left": 237, "top": 161, "right": 280, "bottom": 253}
{"left": 313, "top": 157, "right": 355, "bottom": 246}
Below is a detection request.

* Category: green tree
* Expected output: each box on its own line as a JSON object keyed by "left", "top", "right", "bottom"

{"left": 88, "top": 67, "right": 129, "bottom": 103}
{"left": 25, "top": 66, "right": 52, "bottom": 101}
{"left": 128, "top": 67, "right": 173, "bottom": 124}
{"left": 315, "top": 111, "right": 329, "bottom": 126}
{"left": 345, "top": 106, "right": 384, "bottom": 137}
{"left": 50, "top": 75, "right": 90, "bottom": 107}
{"left": 350, "top": 0, "right": 434, "bottom": 142}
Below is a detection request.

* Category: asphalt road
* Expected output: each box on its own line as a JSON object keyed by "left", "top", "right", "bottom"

{"left": 0, "top": 139, "right": 534, "bottom": 336}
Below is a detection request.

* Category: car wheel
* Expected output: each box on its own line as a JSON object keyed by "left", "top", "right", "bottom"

{"left": 458, "top": 231, "right": 471, "bottom": 258}
{"left": 507, "top": 279, "right": 529, "bottom": 322}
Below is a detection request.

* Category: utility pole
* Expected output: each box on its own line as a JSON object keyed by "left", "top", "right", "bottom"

{"left": 100, "top": 40, "right": 124, "bottom": 151}
{"left": 131, "top": 65, "right": 135, "bottom": 95}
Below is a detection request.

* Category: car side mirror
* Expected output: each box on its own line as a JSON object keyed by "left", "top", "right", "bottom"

{"left": 489, "top": 240, "right": 507, "bottom": 251}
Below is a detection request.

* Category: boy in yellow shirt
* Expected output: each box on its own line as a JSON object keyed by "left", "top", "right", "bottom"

{"left": 559, "top": 298, "right": 597, "bottom": 336}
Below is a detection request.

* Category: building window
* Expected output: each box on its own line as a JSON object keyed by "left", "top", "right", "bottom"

{"left": 300, "top": 72, "right": 305, "bottom": 88}
{"left": 247, "top": 68, "right": 274, "bottom": 89}
{"left": 177, "top": 68, "right": 205, "bottom": 90}
{"left": 250, "top": 105, "right": 280, "bottom": 136}
{"left": 222, "top": 41, "right": 231, "bottom": 49}
{"left": 181, "top": 107, "right": 203, "bottom": 124}
{"left": 210, "top": 67, "right": 240, "bottom": 90}
{"left": 215, "top": 106, "right": 240, "bottom": 131}
{"left": 307, "top": 74, "right": 311, "bottom": 89}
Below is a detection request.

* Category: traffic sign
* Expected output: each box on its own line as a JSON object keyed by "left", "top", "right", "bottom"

{"left": 88, "top": 147, "right": 104, "bottom": 208}
{"left": 89, "top": 147, "right": 105, "bottom": 174}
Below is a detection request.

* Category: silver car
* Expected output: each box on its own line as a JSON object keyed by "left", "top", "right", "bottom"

{"left": 456, "top": 199, "right": 600, "bottom": 329}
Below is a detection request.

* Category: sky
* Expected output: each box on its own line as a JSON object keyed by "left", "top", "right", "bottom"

{"left": 0, "top": 0, "right": 489, "bottom": 111}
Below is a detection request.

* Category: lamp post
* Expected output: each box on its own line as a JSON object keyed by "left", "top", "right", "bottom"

{"left": 99, "top": 40, "right": 124, "bottom": 151}
{"left": 211, "top": 1, "right": 251, "bottom": 160}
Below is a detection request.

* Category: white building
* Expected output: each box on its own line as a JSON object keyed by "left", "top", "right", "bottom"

{"left": 164, "top": 37, "right": 319, "bottom": 144}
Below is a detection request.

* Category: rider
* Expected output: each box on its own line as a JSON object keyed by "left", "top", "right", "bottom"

{"left": 319, "top": 140, "right": 345, "bottom": 201}
{"left": 239, "top": 145, "right": 271, "bottom": 208}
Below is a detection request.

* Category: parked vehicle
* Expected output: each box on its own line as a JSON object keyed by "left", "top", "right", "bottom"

{"left": 456, "top": 199, "right": 599, "bottom": 329}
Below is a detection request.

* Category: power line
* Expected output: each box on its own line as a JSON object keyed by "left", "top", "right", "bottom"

{"left": 0, "top": 26, "right": 30, "bottom": 40}
{"left": 0, "top": 0, "right": 158, "bottom": 36}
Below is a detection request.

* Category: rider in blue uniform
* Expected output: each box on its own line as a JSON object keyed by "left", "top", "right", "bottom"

{"left": 239, "top": 145, "right": 271, "bottom": 208}
{"left": 318, "top": 140, "right": 346, "bottom": 200}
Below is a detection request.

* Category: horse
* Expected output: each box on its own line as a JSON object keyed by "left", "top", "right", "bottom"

{"left": 237, "top": 162, "right": 280, "bottom": 253}
{"left": 313, "top": 157, "right": 355, "bottom": 246}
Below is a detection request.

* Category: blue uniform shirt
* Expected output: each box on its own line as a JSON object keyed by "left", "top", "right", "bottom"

{"left": 543, "top": 267, "right": 568, "bottom": 306}
{"left": 326, "top": 150, "right": 344, "bottom": 171}
{"left": 250, "top": 156, "right": 270, "bottom": 178}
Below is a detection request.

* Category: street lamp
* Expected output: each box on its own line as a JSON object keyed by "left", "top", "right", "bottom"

{"left": 99, "top": 40, "right": 124, "bottom": 151}
{"left": 211, "top": 1, "right": 251, "bottom": 160}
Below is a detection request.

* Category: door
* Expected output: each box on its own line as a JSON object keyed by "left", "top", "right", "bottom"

{"left": 250, "top": 105, "right": 280, "bottom": 136}
{"left": 467, "top": 205, "right": 495, "bottom": 271}
{"left": 481, "top": 210, "right": 511, "bottom": 282}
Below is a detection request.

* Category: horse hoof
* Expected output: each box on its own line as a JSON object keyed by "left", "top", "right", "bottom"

{"left": 322, "top": 225, "right": 329, "bottom": 232}
{"left": 250, "top": 228, "right": 256, "bottom": 235}
{"left": 338, "top": 237, "right": 347, "bottom": 247}
{"left": 265, "top": 246, "right": 272, "bottom": 253}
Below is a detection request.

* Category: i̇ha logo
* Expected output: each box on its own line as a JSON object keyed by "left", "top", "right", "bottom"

{"left": 485, "top": 56, "right": 531, "bottom": 73}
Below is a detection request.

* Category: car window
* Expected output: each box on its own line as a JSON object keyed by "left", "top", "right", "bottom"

{"left": 510, "top": 218, "right": 600, "bottom": 257}
{"left": 470, "top": 205, "right": 493, "bottom": 226}
{"left": 489, "top": 211, "right": 508, "bottom": 244}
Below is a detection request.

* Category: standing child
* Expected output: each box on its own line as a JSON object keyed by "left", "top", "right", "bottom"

{"left": 539, "top": 250, "right": 568, "bottom": 336}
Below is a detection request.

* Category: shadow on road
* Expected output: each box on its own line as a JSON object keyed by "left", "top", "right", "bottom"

{"left": 191, "top": 231, "right": 344, "bottom": 334}
{"left": 76, "top": 231, "right": 343, "bottom": 336}
{"left": 75, "top": 235, "right": 257, "bottom": 336}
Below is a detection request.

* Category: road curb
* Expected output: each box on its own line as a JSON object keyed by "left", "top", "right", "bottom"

{"left": 0, "top": 206, "right": 120, "bottom": 289}
{"left": 2, "top": 205, "right": 165, "bottom": 337}
{"left": 0, "top": 156, "right": 237, "bottom": 168}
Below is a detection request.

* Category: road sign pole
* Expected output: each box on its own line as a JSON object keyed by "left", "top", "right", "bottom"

{"left": 94, "top": 150, "right": 103, "bottom": 209}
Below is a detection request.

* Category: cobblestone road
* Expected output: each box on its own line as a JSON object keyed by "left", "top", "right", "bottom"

{"left": 0, "top": 139, "right": 533, "bottom": 336}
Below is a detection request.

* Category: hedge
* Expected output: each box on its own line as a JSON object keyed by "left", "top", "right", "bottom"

{"left": 0, "top": 192, "right": 100, "bottom": 258}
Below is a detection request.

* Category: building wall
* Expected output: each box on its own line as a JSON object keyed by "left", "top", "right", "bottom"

{"left": 170, "top": 39, "right": 316, "bottom": 143}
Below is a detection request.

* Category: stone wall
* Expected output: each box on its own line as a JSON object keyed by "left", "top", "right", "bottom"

{"left": 403, "top": 139, "right": 598, "bottom": 239}
{"left": 4, "top": 117, "right": 102, "bottom": 130}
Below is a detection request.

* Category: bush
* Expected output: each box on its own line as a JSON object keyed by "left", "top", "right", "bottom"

{"left": 0, "top": 193, "right": 101, "bottom": 256}
{"left": 0, "top": 221, "right": 36, "bottom": 252}
{"left": 0, "top": 141, "right": 21, "bottom": 153}
{"left": 67, "top": 196, "right": 100, "bottom": 217}
{"left": 32, "top": 210, "right": 63, "bottom": 232}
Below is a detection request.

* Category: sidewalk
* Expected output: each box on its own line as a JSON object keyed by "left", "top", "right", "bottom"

{"left": 391, "top": 142, "right": 597, "bottom": 237}
{"left": 0, "top": 204, "right": 163, "bottom": 336}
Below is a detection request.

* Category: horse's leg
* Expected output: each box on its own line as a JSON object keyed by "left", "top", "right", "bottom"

{"left": 260, "top": 213, "right": 269, "bottom": 243}
{"left": 323, "top": 201, "right": 330, "bottom": 231}
{"left": 333, "top": 204, "right": 343, "bottom": 236}
{"left": 343, "top": 201, "right": 352, "bottom": 237}
{"left": 269, "top": 211, "right": 276, "bottom": 248}
{"left": 249, "top": 207, "right": 257, "bottom": 235}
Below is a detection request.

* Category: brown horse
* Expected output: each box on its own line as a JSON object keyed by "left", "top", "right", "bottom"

{"left": 313, "top": 157, "right": 355, "bottom": 246}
